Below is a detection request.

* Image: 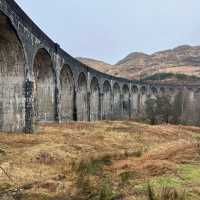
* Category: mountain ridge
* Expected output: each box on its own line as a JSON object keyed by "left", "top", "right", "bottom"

{"left": 77, "top": 44, "right": 200, "bottom": 84}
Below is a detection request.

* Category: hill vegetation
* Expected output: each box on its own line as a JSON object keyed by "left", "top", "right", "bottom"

{"left": 0, "top": 121, "right": 200, "bottom": 200}
{"left": 142, "top": 72, "right": 200, "bottom": 84}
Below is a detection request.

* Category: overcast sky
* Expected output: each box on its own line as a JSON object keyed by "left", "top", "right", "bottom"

{"left": 16, "top": 0, "right": 200, "bottom": 64}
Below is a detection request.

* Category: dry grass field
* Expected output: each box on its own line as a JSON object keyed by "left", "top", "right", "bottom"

{"left": 0, "top": 121, "right": 200, "bottom": 200}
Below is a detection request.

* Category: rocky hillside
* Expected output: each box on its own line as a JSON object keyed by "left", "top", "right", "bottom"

{"left": 76, "top": 57, "right": 115, "bottom": 74}
{"left": 77, "top": 45, "right": 200, "bottom": 84}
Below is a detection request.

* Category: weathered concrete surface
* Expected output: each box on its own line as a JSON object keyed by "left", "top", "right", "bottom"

{"left": 33, "top": 48, "right": 56, "bottom": 122}
{"left": 131, "top": 85, "right": 139, "bottom": 118}
{"left": 113, "top": 83, "right": 121, "bottom": 120}
{"left": 60, "top": 65, "right": 74, "bottom": 122}
{"left": 122, "top": 85, "right": 130, "bottom": 119}
{"left": 0, "top": 0, "right": 200, "bottom": 132}
{"left": 90, "top": 77, "right": 100, "bottom": 121}
{"left": 102, "top": 81, "right": 112, "bottom": 120}
{"left": 76, "top": 72, "right": 88, "bottom": 121}
{"left": 0, "top": 12, "right": 25, "bottom": 132}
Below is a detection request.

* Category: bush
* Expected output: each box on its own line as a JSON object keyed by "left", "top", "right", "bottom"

{"left": 147, "top": 185, "right": 186, "bottom": 200}
{"left": 145, "top": 98, "right": 157, "bottom": 125}
{"left": 145, "top": 96, "right": 173, "bottom": 124}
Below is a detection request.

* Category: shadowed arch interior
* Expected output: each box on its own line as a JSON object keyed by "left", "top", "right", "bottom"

{"left": 140, "top": 86, "right": 147, "bottom": 109}
{"left": 151, "top": 87, "right": 158, "bottom": 99}
{"left": 131, "top": 85, "right": 139, "bottom": 118}
{"left": 122, "top": 85, "right": 130, "bottom": 119}
{"left": 77, "top": 72, "right": 88, "bottom": 121}
{"left": 33, "top": 48, "right": 56, "bottom": 122}
{"left": 132, "top": 85, "right": 138, "bottom": 94}
{"left": 169, "top": 88, "right": 175, "bottom": 93}
{"left": 151, "top": 87, "right": 158, "bottom": 95}
{"left": 102, "top": 81, "right": 112, "bottom": 120}
{"left": 150, "top": 87, "right": 158, "bottom": 102}
{"left": 60, "top": 65, "right": 74, "bottom": 121}
{"left": 160, "top": 87, "right": 166, "bottom": 95}
{"left": 90, "top": 77, "right": 100, "bottom": 121}
{"left": 141, "top": 86, "right": 147, "bottom": 94}
{"left": 113, "top": 83, "right": 121, "bottom": 120}
{"left": 0, "top": 11, "right": 25, "bottom": 132}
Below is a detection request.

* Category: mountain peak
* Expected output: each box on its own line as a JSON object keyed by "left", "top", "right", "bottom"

{"left": 116, "top": 52, "right": 149, "bottom": 65}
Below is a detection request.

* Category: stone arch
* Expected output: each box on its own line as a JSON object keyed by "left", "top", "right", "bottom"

{"left": 151, "top": 87, "right": 158, "bottom": 99}
{"left": 182, "top": 87, "right": 196, "bottom": 124}
{"left": 90, "top": 77, "right": 100, "bottom": 121}
{"left": 122, "top": 84, "right": 130, "bottom": 119}
{"left": 192, "top": 90, "right": 199, "bottom": 125}
{"left": 141, "top": 86, "right": 147, "bottom": 94}
{"left": 76, "top": 72, "right": 88, "bottom": 121}
{"left": 169, "top": 87, "right": 175, "bottom": 94}
{"left": 0, "top": 11, "right": 26, "bottom": 132}
{"left": 140, "top": 86, "right": 147, "bottom": 112}
{"left": 131, "top": 85, "right": 139, "bottom": 118}
{"left": 151, "top": 87, "right": 158, "bottom": 95}
{"left": 168, "top": 87, "right": 176, "bottom": 103}
{"left": 132, "top": 85, "right": 139, "bottom": 94}
{"left": 33, "top": 48, "right": 56, "bottom": 122}
{"left": 195, "top": 88, "right": 200, "bottom": 94}
{"left": 113, "top": 83, "right": 121, "bottom": 120}
{"left": 160, "top": 87, "right": 166, "bottom": 95}
{"left": 102, "top": 81, "right": 112, "bottom": 120}
{"left": 60, "top": 64, "right": 75, "bottom": 121}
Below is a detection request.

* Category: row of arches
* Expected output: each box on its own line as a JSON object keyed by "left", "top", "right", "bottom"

{"left": 32, "top": 48, "right": 134, "bottom": 123}
{"left": 32, "top": 48, "right": 143, "bottom": 126}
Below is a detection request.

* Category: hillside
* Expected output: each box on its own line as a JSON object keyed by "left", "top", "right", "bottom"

{"left": 76, "top": 57, "right": 116, "bottom": 75}
{"left": 1, "top": 121, "right": 200, "bottom": 200}
{"left": 77, "top": 45, "right": 200, "bottom": 83}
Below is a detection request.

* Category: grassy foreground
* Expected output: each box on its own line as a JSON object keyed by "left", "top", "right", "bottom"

{"left": 0, "top": 121, "right": 200, "bottom": 199}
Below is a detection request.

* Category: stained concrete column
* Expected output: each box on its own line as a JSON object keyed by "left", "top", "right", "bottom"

{"left": 128, "top": 93, "right": 131, "bottom": 120}
{"left": 54, "top": 46, "right": 62, "bottom": 123}
{"left": 99, "top": 93, "right": 103, "bottom": 120}
{"left": 110, "top": 91, "right": 114, "bottom": 120}
{"left": 120, "top": 94, "right": 123, "bottom": 120}
{"left": 25, "top": 80, "right": 34, "bottom": 133}
{"left": 111, "top": 90, "right": 114, "bottom": 120}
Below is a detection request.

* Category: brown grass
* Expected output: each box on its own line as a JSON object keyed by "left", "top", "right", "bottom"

{"left": 0, "top": 121, "right": 200, "bottom": 199}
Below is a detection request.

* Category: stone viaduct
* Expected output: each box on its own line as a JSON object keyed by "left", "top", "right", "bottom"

{"left": 0, "top": 0, "right": 200, "bottom": 133}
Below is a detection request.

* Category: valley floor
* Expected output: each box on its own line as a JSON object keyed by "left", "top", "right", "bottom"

{"left": 0, "top": 121, "right": 200, "bottom": 200}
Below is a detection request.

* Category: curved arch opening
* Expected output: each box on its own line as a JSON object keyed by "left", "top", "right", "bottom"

{"left": 113, "top": 83, "right": 121, "bottom": 120}
{"left": 77, "top": 73, "right": 88, "bottom": 121}
{"left": 122, "top": 85, "right": 130, "bottom": 119}
{"left": 90, "top": 77, "right": 100, "bottom": 121}
{"left": 140, "top": 86, "right": 147, "bottom": 110}
{"left": 102, "top": 81, "right": 112, "bottom": 120}
{"left": 131, "top": 85, "right": 139, "bottom": 117}
{"left": 141, "top": 86, "right": 147, "bottom": 94}
{"left": 132, "top": 85, "right": 138, "bottom": 94}
{"left": 0, "top": 11, "right": 25, "bottom": 132}
{"left": 33, "top": 48, "right": 56, "bottom": 122}
{"left": 160, "top": 87, "right": 166, "bottom": 95}
{"left": 169, "top": 88, "right": 174, "bottom": 93}
{"left": 60, "top": 65, "right": 75, "bottom": 121}
{"left": 151, "top": 87, "right": 158, "bottom": 95}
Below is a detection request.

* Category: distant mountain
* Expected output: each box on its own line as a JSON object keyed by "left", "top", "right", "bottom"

{"left": 77, "top": 45, "right": 200, "bottom": 84}
{"left": 76, "top": 57, "right": 115, "bottom": 74}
